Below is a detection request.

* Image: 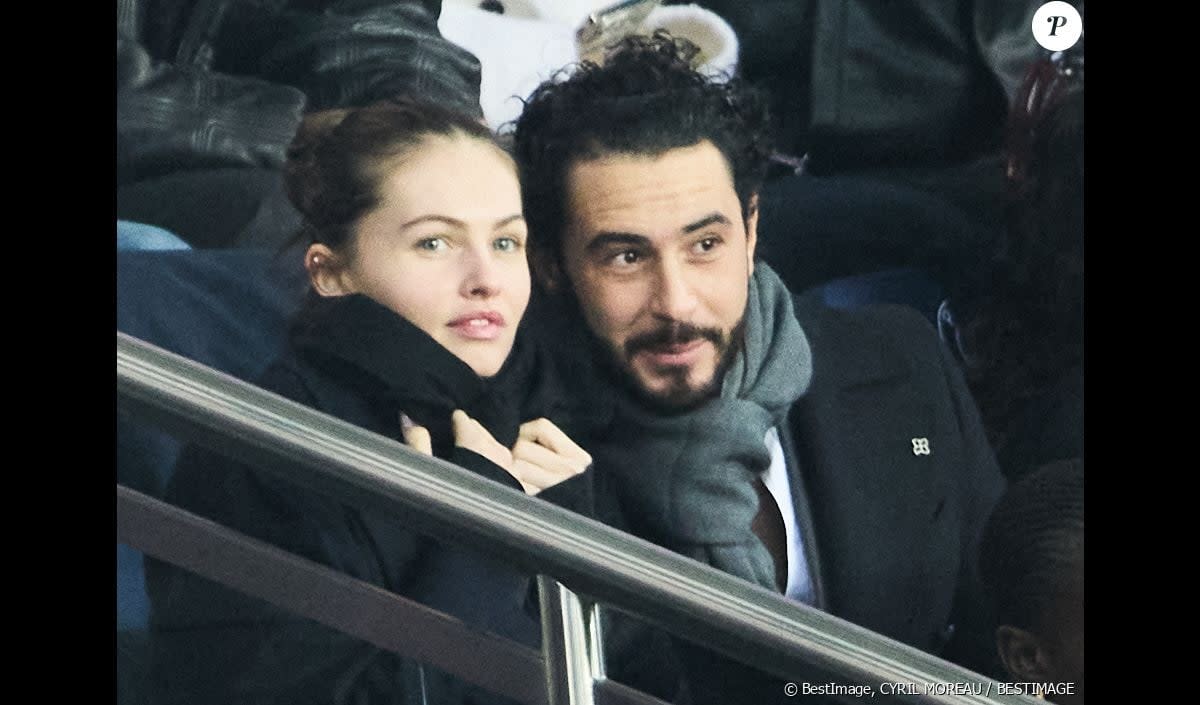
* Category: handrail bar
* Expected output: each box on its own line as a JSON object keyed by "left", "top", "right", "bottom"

{"left": 117, "top": 331, "right": 1036, "bottom": 704}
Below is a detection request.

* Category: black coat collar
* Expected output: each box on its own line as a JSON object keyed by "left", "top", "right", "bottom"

{"left": 290, "top": 294, "right": 557, "bottom": 456}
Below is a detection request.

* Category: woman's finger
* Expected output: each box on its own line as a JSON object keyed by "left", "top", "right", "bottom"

{"left": 400, "top": 413, "right": 433, "bottom": 455}
{"left": 452, "top": 410, "right": 512, "bottom": 470}
{"left": 518, "top": 418, "right": 592, "bottom": 463}
{"left": 508, "top": 459, "right": 568, "bottom": 495}
{"left": 512, "top": 438, "right": 584, "bottom": 477}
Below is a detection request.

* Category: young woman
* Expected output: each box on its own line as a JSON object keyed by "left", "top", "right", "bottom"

{"left": 146, "top": 99, "right": 595, "bottom": 705}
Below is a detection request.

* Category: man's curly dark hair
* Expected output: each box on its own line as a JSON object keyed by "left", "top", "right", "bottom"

{"left": 509, "top": 32, "right": 774, "bottom": 284}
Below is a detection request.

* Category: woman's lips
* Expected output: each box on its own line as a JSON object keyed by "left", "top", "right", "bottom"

{"left": 448, "top": 311, "right": 505, "bottom": 341}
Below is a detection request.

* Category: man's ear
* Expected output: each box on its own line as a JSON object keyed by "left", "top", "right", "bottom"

{"left": 745, "top": 193, "right": 760, "bottom": 276}
{"left": 304, "top": 243, "right": 356, "bottom": 297}
{"left": 996, "top": 625, "right": 1053, "bottom": 684}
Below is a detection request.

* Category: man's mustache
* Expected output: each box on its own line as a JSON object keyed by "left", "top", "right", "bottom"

{"left": 624, "top": 321, "right": 724, "bottom": 358}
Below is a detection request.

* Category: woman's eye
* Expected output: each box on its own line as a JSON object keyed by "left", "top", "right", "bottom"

{"left": 416, "top": 237, "right": 448, "bottom": 252}
{"left": 493, "top": 236, "right": 523, "bottom": 253}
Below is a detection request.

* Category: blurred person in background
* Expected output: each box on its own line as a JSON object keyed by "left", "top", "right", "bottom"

{"left": 939, "top": 50, "right": 1084, "bottom": 481}
{"left": 980, "top": 458, "right": 1084, "bottom": 704}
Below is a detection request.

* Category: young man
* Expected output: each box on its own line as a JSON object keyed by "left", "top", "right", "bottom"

{"left": 513, "top": 34, "right": 1006, "bottom": 696}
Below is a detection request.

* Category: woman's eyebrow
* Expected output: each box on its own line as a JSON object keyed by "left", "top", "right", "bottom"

{"left": 493, "top": 214, "right": 526, "bottom": 229}
{"left": 399, "top": 214, "right": 525, "bottom": 230}
{"left": 400, "top": 215, "right": 465, "bottom": 230}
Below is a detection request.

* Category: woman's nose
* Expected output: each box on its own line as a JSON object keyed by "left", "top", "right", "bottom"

{"left": 461, "top": 248, "right": 502, "bottom": 299}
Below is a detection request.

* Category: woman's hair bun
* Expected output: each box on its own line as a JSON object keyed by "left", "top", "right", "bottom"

{"left": 284, "top": 108, "right": 353, "bottom": 224}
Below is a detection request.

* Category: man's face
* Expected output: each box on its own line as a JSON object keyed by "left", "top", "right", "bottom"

{"left": 560, "top": 141, "right": 757, "bottom": 409}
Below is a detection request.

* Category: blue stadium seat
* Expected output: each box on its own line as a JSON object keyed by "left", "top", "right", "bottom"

{"left": 116, "top": 248, "right": 307, "bottom": 702}
{"left": 802, "top": 267, "right": 945, "bottom": 325}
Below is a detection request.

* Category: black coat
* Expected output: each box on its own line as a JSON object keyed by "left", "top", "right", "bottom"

{"left": 784, "top": 296, "right": 1004, "bottom": 669}
{"left": 547, "top": 293, "right": 1007, "bottom": 704}
{"left": 706, "top": 297, "right": 1005, "bottom": 704}
{"left": 144, "top": 294, "right": 592, "bottom": 705}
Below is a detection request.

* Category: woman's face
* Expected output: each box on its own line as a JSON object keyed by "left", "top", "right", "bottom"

{"left": 314, "top": 135, "right": 531, "bottom": 377}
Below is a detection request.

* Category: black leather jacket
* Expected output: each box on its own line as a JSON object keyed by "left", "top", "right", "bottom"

{"left": 117, "top": 0, "right": 483, "bottom": 184}
{"left": 695, "top": 0, "right": 1043, "bottom": 170}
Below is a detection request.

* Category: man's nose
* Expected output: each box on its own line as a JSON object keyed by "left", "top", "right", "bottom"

{"left": 648, "top": 259, "right": 699, "bottom": 321}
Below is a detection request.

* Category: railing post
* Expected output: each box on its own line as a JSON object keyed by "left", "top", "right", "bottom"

{"left": 538, "top": 576, "right": 602, "bottom": 705}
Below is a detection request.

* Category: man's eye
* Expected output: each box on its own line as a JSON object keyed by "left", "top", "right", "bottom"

{"left": 609, "top": 250, "right": 641, "bottom": 267}
{"left": 493, "top": 236, "right": 523, "bottom": 253}
{"left": 694, "top": 237, "right": 720, "bottom": 254}
{"left": 416, "top": 237, "right": 448, "bottom": 252}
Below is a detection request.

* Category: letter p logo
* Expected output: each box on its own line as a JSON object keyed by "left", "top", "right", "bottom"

{"left": 1034, "top": 3, "right": 1083, "bottom": 51}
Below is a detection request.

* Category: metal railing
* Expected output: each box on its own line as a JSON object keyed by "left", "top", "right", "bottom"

{"left": 116, "top": 331, "right": 1038, "bottom": 705}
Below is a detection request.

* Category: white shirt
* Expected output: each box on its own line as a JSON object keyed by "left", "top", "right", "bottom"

{"left": 763, "top": 427, "right": 815, "bottom": 605}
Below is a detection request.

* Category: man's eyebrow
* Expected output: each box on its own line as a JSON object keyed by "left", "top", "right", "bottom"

{"left": 400, "top": 214, "right": 525, "bottom": 229}
{"left": 585, "top": 232, "right": 652, "bottom": 254}
{"left": 681, "top": 212, "right": 732, "bottom": 233}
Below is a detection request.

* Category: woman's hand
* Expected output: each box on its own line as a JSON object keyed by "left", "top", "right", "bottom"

{"left": 400, "top": 413, "right": 433, "bottom": 455}
{"left": 399, "top": 412, "right": 589, "bottom": 496}
{"left": 401, "top": 410, "right": 530, "bottom": 493}
{"left": 449, "top": 410, "right": 518, "bottom": 481}
{"left": 509, "top": 418, "right": 592, "bottom": 495}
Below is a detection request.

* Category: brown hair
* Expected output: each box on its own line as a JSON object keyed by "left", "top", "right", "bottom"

{"left": 284, "top": 98, "right": 504, "bottom": 251}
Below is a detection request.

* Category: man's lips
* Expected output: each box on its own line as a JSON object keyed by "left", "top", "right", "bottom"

{"left": 447, "top": 311, "right": 505, "bottom": 340}
{"left": 635, "top": 338, "right": 707, "bottom": 367}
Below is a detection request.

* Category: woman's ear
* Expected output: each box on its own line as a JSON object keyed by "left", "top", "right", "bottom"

{"left": 996, "top": 625, "right": 1053, "bottom": 684}
{"left": 304, "top": 243, "right": 355, "bottom": 297}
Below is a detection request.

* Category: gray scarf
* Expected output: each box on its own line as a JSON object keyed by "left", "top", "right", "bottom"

{"left": 588, "top": 263, "right": 812, "bottom": 590}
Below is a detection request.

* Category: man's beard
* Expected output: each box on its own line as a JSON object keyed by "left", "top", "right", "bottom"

{"left": 603, "top": 318, "right": 746, "bottom": 413}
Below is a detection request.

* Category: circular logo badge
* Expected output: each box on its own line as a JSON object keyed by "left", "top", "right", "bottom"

{"left": 1033, "top": 2, "right": 1083, "bottom": 51}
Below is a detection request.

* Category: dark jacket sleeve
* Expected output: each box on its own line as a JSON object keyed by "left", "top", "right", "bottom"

{"left": 250, "top": 0, "right": 483, "bottom": 115}
{"left": 118, "top": 0, "right": 482, "bottom": 184}
{"left": 934, "top": 336, "right": 1007, "bottom": 676}
{"left": 534, "top": 467, "right": 596, "bottom": 517}
{"left": 117, "top": 26, "right": 307, "bottom": 185}
{"left": 144, "top": 363, "right": 532, "bottom": 705}
{"left": 143, "top": 364, "right": 420, "bottom": 705}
